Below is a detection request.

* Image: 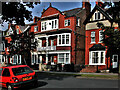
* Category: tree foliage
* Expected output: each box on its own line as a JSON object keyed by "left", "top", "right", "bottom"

{"left": 2, "top": 2, "right": 40, "bottom": 26}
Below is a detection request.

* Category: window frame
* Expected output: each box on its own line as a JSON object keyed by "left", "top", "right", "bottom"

{"left": 41, "top": 19, "right": 58, "bottom": 32}
{"left": 89, "top": 51, "right": 106, "bottom": 65}
{"left": 64, "top": 19, "right": 70, "bottom": 26}
{"left": 91, "top": 31, "right": 96, "bottom": 43}
{"left": 58, "top": 53, "right": 70, "bottom": 64}
{"left": 99, "top": 30, "right": 103, "bottom": 43}
{"left": 34, "top": 26, "right": 38, "bottom": 32}
{"left": 57, "top": 33, "right": 71, "bottom": 46}
{"left": 95, "top": 11, "right": 101, "bottom": 20}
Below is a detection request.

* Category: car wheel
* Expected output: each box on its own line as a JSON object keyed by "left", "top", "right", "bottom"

{"left": 7, "top": 84, "right": 13, "bottom": 90}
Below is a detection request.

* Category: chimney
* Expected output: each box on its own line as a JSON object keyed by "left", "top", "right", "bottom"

{"left": 96, "top": 0, "right": 104, "bottom": 8}
{"left": 41, "top": 8, "right": 45, "bottom": 14}
{"left": 82, "top": 0, "right": 91, "bottom": 16}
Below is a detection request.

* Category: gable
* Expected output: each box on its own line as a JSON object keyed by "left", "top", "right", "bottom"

{"left": 90, "top": 10, "right": 106, "bottom": 21}
{"left": 41, "top": 7, "right": 61, "bottom": 18}
{"left": 84, "top": 5, "right": 113, "bottom": 25}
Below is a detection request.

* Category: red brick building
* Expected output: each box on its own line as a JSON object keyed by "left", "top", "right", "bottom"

{"left": 31, "top": 2, "right": 91, "bottom": 69}
{"left": 83, "top": 1, "right": 119, "bottom": 72}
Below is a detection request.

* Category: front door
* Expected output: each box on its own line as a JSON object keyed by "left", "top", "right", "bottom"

{"left": 112, "top": 55, "right": 118, "bottom": 69}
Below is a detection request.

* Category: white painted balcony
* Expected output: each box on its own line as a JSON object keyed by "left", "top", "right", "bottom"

{"left": 37, "top": 46, "right": 56, "bottom": 51}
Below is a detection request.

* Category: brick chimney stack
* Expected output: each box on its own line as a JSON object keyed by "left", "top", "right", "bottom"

{"left": 96, "top": 0, "right": 104, "bottom": 8}
{"left": 82, "top": 0, "right": 91, "bottom": 16}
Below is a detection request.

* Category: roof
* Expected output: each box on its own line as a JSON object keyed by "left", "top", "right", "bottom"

{"left": 63, "top": 8, "right": 83, "bottom": 18}
{"left": 1, "top": 64, "right": 28, "bottom": 68}
{"left": 84, "top": 5, "right": 113, "bottom": 25}
{"left": 89, "top": 44, "right": 106, "bottom": 51}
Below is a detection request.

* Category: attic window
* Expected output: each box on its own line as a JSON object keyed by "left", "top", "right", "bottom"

{"left": 95, "top": 11, "right": 100, "bottom": 20}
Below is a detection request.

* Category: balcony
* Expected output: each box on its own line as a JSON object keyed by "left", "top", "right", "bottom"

{"left": 37, "top": 46, "right": 56, "bottom": 51}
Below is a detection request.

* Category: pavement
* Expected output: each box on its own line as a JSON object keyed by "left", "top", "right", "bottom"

{"left": 34, "top": 70, "right": 118, "bottom": 76}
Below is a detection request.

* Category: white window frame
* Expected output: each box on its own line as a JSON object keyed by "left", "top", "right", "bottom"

{"left": 89, "top": 51, "right": 106, "bottom": 65}
{"left": 64, "top": 19, "right": 70, "bottom": 26}
{"left": 41, "top": 19, "right": 58, "bottom": 32}
{"left": 34, "top": 26, "right": 38, "bottom": 32}
{"left": 95, "top": 11, "right": 101, "bottom": 20}
{"left": 58, "top": 53, "right": 70, "bottom": 64}
{"left": 31, "top": 53, "right": 38, "bottom": 65}
{"left": 99, "top": 30, "right": 103, "bottom": 43}
{"left": 76, "top": 18, "right": 80, "bottom": 26}
{"left": 91, "top": 31, "right": 96, "bottom": 44}
{"left": 0, "top": 55, "right": 5, "bottom": 63}
{"left": 0, "top": 42, "right": 5, "bottom": 51}
{"left": 57, "top": 33, "right": 71, "bottom": 46}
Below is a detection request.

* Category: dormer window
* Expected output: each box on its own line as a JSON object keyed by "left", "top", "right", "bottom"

{"left": 95, "top": 11, "right": 100, "bottom": 20}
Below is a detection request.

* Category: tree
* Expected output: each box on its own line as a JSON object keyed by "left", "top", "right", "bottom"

{"left": 6, "top": 24, "right": 38, "bottom": 65}
{"left": 96, "top": 1, "right": 120, "bottom": 72}
{"left": 1, "top": 2, "right": 40, "bottom": 26}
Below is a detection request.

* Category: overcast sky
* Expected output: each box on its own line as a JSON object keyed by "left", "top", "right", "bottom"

{"left": 0, "top": 1, "right": 96, "bottom": 31}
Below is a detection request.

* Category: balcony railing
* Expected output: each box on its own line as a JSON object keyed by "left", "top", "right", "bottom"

{"left": 37, "top": 46, "right": 56, "bottom": 51}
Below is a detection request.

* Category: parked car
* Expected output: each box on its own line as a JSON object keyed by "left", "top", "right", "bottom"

{"left": 0, "top": 64, "right": 38, "bottom": 90}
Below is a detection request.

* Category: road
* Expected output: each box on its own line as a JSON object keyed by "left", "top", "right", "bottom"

{"left": 30, "top": 72, "right": 118, "bottom": 89}
{"left": 1, "top": 72, "right": 118, "bottom": 90}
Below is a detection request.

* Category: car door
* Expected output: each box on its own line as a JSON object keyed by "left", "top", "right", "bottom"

{"left": 2, "top": 68, "right": 11, "bottom": 88}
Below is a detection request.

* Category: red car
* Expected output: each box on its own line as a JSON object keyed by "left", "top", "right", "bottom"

{"left": 0, "top": 65, "right": 38, "bottom": 89}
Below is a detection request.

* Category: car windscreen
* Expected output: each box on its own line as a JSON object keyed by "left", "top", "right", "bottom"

{"left": 12, "top": 66, "right": 33, "bottom": 76}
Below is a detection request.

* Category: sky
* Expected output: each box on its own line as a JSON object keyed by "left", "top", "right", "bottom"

{"left": 0, "top": 1, "right": 97, "bottom": 31}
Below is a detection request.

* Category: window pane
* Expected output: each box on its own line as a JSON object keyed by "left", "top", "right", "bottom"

{"left": 101, "top": 52, "right": 104, "bottom": 63}
{"left": 59, "top": 35, "right": 61, "bottom": 44}
{"left": 65, "top": 20, "right": 67, "bottom": 26}
{"left": 45, "top": 22, "right": 47, "bottom": 30}
{"left": 32, "top": 55, "right": 34, "bottom": 63}
{"left": 92, "top": 52, "right": 95, "bottom": 63}
{"left": 66, "top": 35, "right": 69, "bottom": 44}
{"left": 55, "top": 20, "right": 57, "bottom": 28}
{"left": 59, "top": 54, "right": 64, "bottom": 63}
{"left": 66, "top": 53, "right": 69, "bottom": 63}
{"left": 52, "top": 21, "right": 54, "bottom": 29}
{"left": 91, "top": 31, "right": 95, "bottom": 42}
{"left": 98, "top": 12, "right": 100, "bottom": 19}
{"left": 62, "top": 35, "right": 65, "bottom": 44}
{"left": 95, "top": 52, "right": 98, "bottom": 63}
{"left": 68, "top": 20, "right": 70, "bottom": 26}
{"left": 42, "top": 23, "right": 44, "bottom": 30}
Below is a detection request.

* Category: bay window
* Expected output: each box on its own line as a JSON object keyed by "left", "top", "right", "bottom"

{"left": 58, "top": 53, "right": 70, "bottom": 64}
{"left": 57, "top": 33, "right": 71, "bottom": 46}
{"left": 89, "top": 51, "right": 105, "bottom": 65}
{"left": 41, "top": 19, "right": 58, "bottom": 31}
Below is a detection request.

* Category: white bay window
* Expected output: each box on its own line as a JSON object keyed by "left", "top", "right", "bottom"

{"left": 58, "top": 53, "right": 70, "bottom": 64}
{"left": 57, "top": 33, "right": 71, "bottom": 46}
{"left": 89, "top": 51, "right": 105, "bottom": 65}
{"left": 41, "top": 19, "right": 58, "bottom": 31}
